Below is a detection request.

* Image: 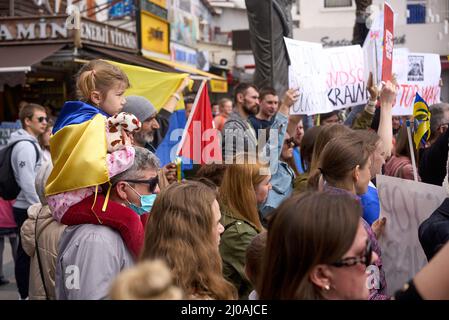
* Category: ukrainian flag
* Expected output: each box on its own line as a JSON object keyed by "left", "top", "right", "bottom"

{"left": 45, "top": 101, "right": 110, "bottom": 196}
{"left": 413, "top": 93, "right": 431, "bottom": 150}
{"left": 107, "top": 60, "right": 191, "bottom": 112}
{"left": 107, "top": 60, "right": 192, "bottom": 166}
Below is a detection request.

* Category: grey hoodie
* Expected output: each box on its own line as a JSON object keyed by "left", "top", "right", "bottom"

{"left": 8, "top": 129, "right": 42, "bottom": 209}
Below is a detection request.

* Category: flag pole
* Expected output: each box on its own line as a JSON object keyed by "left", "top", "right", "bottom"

{"left": 406, "top": 120, "right": 418, "bottom": 181}
{"left": 175, "top": 79, "right": 208, "bottom": 157}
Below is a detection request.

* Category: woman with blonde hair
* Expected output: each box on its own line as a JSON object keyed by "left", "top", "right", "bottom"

{"left": 219, "top": 156, "right": 271, "bottom": 299}
{"left": 141, "top": 180, "right": 236, "bottom": 300}
{"left": 110, "top": 259, "right": 183, "bottom": 300}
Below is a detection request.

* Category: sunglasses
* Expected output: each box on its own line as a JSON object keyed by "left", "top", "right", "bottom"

{"left": 124, "top": 176, "right": 159, "bottom": 193}
{"left": 35, "top": 116, "right": 48, "bottom": 123}
{"left": 284, "top": 137, "right": 296, "bottom": 147}
{"left": 331, "top": 239, "right": 373, "bottom": 268}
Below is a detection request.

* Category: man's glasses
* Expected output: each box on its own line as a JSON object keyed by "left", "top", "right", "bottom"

{"left": 331, "top": 239, "right": 373, "bottom": 268}
{"left": 35, "top": 116, "right": 48, "bottom": 123}
{"left": 124, "top": 176, "right": 159, "bottom": 193}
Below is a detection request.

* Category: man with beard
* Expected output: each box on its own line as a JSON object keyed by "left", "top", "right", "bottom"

{"left": 222, "top": 82, "right": 299, "bottom": 161}
{"left": 123, "top": 95, "right": 162, "bottom": 153}
{"left": 123, "top": 78, "right": 189, "bottom": 154}
{"left": 122, "top": 95, "right": 178, "bottom": 184}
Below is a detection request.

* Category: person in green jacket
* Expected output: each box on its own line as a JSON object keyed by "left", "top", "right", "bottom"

{"left": 218, "top": 158, "right": 271, "bottom": 299}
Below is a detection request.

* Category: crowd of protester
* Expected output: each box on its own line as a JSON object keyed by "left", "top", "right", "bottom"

{"left": 1, "top": 59, "right": 449, "bottom": 301}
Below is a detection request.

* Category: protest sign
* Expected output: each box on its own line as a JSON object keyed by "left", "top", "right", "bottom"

{"left": 0, "top": 121, "right": 21, "bottom": 146}
{"left": 377, "top": 175, "right": 447, "bottom": 296}
{"left": 381, "top": 3, "right": 394, "bottom": 82}
{"left": 363, "top": 9, "right": 383, "bottom": 86}
{"left": 325, "top": 45, "right": 368, "bottom": 110}
{"left": 392, "top": 51, "right": 441, "bottom": 115}
{"left": 284, "top": 37, "right": 333, "bottom": 115}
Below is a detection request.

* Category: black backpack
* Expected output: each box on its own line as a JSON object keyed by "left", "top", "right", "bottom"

{"left": 0, "top": 140, "right": 40, "bottom": 200}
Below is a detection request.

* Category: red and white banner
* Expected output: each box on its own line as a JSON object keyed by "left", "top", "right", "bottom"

{"left": 177, "top": 81, "right": 222, "bottom": 164}
{"left": 381, "top": 3, "right": 394, "bottom": 82}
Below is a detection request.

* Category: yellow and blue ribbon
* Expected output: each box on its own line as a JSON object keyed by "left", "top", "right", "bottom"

{"left": 413, "top": 93, "right": 431, "bottom": 150}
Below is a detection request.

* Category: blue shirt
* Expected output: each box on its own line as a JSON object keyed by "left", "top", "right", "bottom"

{"left": 260, "top": 161, "right": 295, "bottom": 218}
{"left": 293, "top": 147, "right": 305, "bottom": 174}
{"left": 360, "top": 182, "right": 380, "bottom": 225}
{"left": 248, "top": 115, "right": 274, "bottom": 139}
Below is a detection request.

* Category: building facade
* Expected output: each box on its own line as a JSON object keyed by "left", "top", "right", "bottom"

{"left": 293, "top": 0, "right": 449, "bottom": 102}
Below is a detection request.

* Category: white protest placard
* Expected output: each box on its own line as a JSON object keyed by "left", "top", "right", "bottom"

{"left": 363, "top": 10, "right": 384, "bottom": 86}
{"left": 284, "top": 37, "right": 333, "bottom": 115}
{"left": 392, "top": 52, "right": 441, "bottom": 115}
{"left": 325, "top": 45, "right": 368, "bottom": 110}
{"left": 377, "top": 175, "right": 447, "bottom": 296}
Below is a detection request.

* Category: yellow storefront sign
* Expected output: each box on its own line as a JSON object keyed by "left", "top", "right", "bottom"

{"left": 210, "top": 79, "right": 228, "bottom": 93}
{"left": 141, "top": 11, "right": 170, "bottom": 55}
{"left": 148, "top": 0, "right": 166, "bottom": 8}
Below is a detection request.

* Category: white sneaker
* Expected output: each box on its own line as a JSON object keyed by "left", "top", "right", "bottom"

{"left": 18, "top": 293, "right": 29, "bottom": 300}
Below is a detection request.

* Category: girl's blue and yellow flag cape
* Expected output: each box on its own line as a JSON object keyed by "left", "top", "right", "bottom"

{"left": 45, "top": 101, "right": 110, "bottom": 196}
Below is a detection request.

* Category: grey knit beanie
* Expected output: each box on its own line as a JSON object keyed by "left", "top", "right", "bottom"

{"left": 123, "top": 96, "right": 157, "bottom": 122}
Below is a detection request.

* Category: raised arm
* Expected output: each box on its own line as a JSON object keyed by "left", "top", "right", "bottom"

{"left": 377, "top": 80, "right": 397, "bottom": 158}
{"left": 160, "top": 76, "right": 191, "bottom": 114}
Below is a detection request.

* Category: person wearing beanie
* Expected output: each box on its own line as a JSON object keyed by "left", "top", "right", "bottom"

{"left": 123, "top": 77, "right": 190, "bottom": 154}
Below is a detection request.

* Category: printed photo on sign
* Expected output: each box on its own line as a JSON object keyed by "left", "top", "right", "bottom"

{"left": 392, "top": 51, "right": 441, "bottom": 115}
{"left": 408, "top": 56, "right": 424, "bottom": 82}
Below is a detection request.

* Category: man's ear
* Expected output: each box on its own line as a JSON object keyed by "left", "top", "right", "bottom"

{"left": 309, "top": 264, "right": 333, "bottom": 292}
{"left": 90, "top": 90, "right": 102, "bottom": 106}
{"left": 236, "top": 92, "right": 244, "bottom": 104}
{"left": 115, "top": 181, "right": 128, "bottom": 202}
{"left": 24, "top": 116, "right": 32, "bottom": 127}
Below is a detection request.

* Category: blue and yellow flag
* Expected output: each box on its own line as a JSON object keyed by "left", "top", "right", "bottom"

{"left": 413, "top": 93, "right": 431, "bottom": 150}
{"left": 106, "top": 60, "right": 192, "bottom": 111}
{"left": 45, "top": 101, "right": 109, "bottom": 196}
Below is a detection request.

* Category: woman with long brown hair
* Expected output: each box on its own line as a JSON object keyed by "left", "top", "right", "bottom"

{"left": 308, "top": 134, "right": 387, "bottom": 299}
{"left": 258, "top": 191, "right": 377, "bottom": 300}
{"left": 219, "top": 157, "right": 271, "bottom": 299}
{"left": 141, "top": 180, "right": 236, "bottom": 300}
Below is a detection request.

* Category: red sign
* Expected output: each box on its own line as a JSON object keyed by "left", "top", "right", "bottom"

{"left": 382, "top": 3, "right": 394, "bottom": 82}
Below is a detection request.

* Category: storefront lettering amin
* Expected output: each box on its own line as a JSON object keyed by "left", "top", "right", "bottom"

{"left": 0, "top": 18, "right": 138, "bottom": 50}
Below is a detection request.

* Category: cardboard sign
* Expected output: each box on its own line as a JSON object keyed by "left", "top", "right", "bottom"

{"left": 284, "top": 37, "right": 333, "bottom": 115}
{"left": 325, "top": 45, "right": 368, "bottom": 110}
{"left": 377, "top": 175, "right": 447, "bottom": 296}
{"left": 381, "top": 3, "right": 394, "bottom": 82}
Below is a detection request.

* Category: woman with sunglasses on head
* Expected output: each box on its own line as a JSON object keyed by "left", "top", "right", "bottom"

{"left": 259, "top": 132, "right": 296, "bottom": 220}
{"left": 38, "top": 118, "right": 54, "bottom": 164}
{"left": 258, "top": 192, "right": 377, "bottom": 300}
{"left": 308, "top": 134, "right": 388, "bottom": 299}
